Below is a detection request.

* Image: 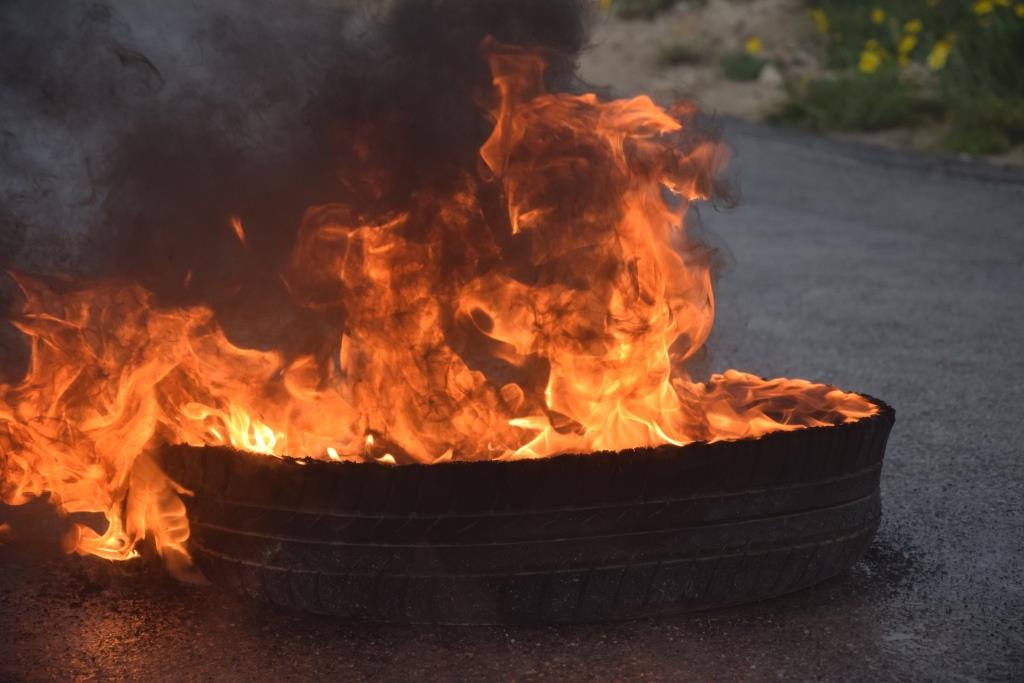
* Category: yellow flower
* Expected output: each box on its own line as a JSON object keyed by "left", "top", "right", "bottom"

{"left": 812, "top": 8, "right": 829, "bottom": 34}
{"left": 904, "top": 19, "right": 923, "bottom": 33}
{"left": 859, "top": 49, "right": 882, "bottom": 73}
{"left": 871, "top": 8, "right": 886, "bottom": 24}
{"left": 927, "top": 40, "right": 951, "bottom": 70}
{"left": 898, "top": 35, "right": 918, "bottom": 55}
{"left": 1016, "top": 2, "right": 1024, "bottom": 15}
{"left": 745, "top": 37, "right": 763, "bottom": 55}
{"left": 995, "top": 0, "right": 1009, "bottom": 6}
{"left": 973, "top": 0, "right": 994, "bottom": 14}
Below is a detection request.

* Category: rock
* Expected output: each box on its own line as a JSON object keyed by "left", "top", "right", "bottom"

{"left": 758, "top": 63, "right": 783, "bottom": 86}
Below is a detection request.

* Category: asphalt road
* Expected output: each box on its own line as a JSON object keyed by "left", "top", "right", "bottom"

{"left": 2, "top": 123, "right": 1022, "bottom": 682}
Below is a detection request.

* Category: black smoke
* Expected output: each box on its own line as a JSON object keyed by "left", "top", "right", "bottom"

{"left": 0, "top": 0, "right": 591, "bottom": 346}
{"left": 0, "top": 0, "right": 738, "bottom": 386}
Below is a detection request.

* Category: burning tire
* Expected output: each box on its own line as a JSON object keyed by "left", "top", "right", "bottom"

{"left": 158, "top": 397, "right": 894, "bottom": 624}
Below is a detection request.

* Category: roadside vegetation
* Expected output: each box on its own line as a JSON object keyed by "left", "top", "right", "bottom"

{"left": 601, "top": 0, "right": 1024, "bottom": 157}
{"left": 776, "top": 1, "right": 1024, "bottom": 154}
{"left": 720, "top": 38, "right": 769, "bottom": 81}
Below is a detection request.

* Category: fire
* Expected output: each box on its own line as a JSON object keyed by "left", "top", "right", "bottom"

{"left": 0, "top": 42, "right": 875, "bottom": 570}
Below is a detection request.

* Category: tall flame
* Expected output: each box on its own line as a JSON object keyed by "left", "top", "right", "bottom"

{"left": 0, "top": 43, "right": 875, "bottom": 569}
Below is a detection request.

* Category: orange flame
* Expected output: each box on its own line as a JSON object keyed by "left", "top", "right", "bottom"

{"left": 0, "top": 43, "right": 875, "bottom": 570}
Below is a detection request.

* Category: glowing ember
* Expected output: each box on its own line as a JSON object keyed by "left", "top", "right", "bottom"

{"left": 0, "top": 43, "right": 875, "bottom": 570}
{"left": 229, "top": 216, "right": 247, "bottom": 248}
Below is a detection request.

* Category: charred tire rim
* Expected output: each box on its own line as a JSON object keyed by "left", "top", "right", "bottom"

{"left": 159, "top": 396, "right": 894, "bottom": 624}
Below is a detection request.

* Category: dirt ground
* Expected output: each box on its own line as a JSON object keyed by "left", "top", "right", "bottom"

{"left": 579, "top": 0, "right": 807, "bottom": 119}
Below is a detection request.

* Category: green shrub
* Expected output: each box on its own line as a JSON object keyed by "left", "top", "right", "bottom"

{"left": 772, "top": 70, "right": 936, "bottom": 131}
{"left": 945, "top": 95, "right": 1024, "bottom": 154}
{"left": 720, "top": 51, "right": 767, "bottom": 82}
{"left": 943, "top": 124, "right": 1012, "bottom": 155}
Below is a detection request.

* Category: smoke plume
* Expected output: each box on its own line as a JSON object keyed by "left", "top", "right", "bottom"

{"left": 0, "top": 0, "right": 591, "bottom": 345}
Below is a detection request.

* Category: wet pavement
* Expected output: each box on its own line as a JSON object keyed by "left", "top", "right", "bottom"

{"left": 2, "top": 122, "right": 1022, "bottom": 681}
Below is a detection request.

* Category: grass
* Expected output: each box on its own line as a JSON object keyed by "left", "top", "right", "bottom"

{"left": 779, "top": 1, "right": 1024, "bottom": 154}
{"left": 942, "top": 95, "right": 1024, "bottom": 154}
{"left": 772, "top": 70, "right": 941, "bottom": 132}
